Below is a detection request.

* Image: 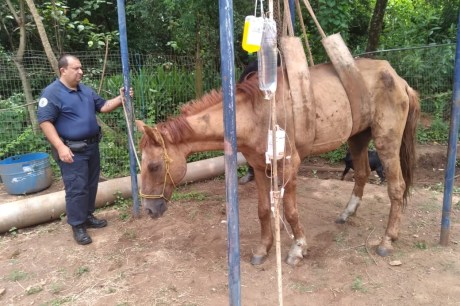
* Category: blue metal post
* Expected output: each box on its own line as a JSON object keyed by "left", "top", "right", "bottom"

{"left": 289, "top": 0, "right": 295, "bottom": 27}
{"left": 218, "top": 0, "right": 241, "bottom": 305}
{"left": 116, "top": 0, "right": 141, "bottom": 217}
{"left": 440, "top": 12, "right": 460, "bottom": 246}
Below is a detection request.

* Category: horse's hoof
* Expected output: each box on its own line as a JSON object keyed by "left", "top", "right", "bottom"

{"left": 285, "top": 254, "right": 302, "bottom": 266}
{"left": 251, "top": 254, "right": 267, "bottom": 265}
{"left": 335, "top": 217, "right": 346, "bottom": 224}
{"left": 376, "top": 245, "right": 392, "bottom": 257}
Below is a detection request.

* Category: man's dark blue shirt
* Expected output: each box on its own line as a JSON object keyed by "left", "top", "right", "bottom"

{"left": 37, "top": 79, "right": 106, "bottom": 140}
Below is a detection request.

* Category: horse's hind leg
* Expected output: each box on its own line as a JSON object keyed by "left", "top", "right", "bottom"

{"left": 336, "top": 130, "right": 372, "bottom": 223}
{"left": 373, "top": 137, "right": 407, "bottom": 257}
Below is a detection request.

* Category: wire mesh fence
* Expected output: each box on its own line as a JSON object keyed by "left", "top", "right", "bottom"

{"left": 0, "top": 43, "right": 456, "bottom": 179}
{"left": 360, "top": 43, "right": 456, "bottom": 115}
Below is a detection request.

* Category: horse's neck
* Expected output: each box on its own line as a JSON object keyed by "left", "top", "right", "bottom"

{"left": 184, "top": 97, "right": 260, "bottom": 153}
{"left": 183, "top": 104, "right": 239, "bottom": 153}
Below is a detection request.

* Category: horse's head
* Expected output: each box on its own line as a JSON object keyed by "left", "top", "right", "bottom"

{"left": 136, "top": 120, "right": 187, "bottom": 218}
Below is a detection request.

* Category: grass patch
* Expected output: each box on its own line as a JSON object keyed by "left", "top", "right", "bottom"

{"left": 6, "top": 270, "right": 28, "bottom": 281}
{"left": 414, "top": 241, "right": 428, "bottom": 250}
{"left": 420, "top": 201, "right": 440, "bottom": 212}
{"left": 455, "top": 201, "right": 460, "bottom": 210}
{"left": 121, "top": 229, "right": 137, "bottom": 240}
{"left": 111, "top": 191, "right": 132, "bottom": 221}
{"left": 319, "top": 144, "right": 348, "bottom": 164}
{"left": 288, "top": 281, "right": 315, "bottom": 293}
{"left": 41, "top": 296, "right": 72, "bottom": 306}
{"left": 333, "top": 231, "right": 347, "bottom": 246}
{"left": 26, "top": 285, "right": 43, "bottom": 295}
{"left": 172, "top": 191, "right": 207, "bottom": 202}
{"left": 75, "top": 266, "right": 90, "bottom": 277}
{"left": 351, "top": 276, "right": 367, "bottom": 292}
{"left": 50, "top": 282, "right": 65, "bottom": 294}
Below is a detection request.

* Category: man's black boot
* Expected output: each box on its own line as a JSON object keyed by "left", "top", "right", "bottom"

{"left": 72, "top": 224, "right": 92, "bottom": 245}
{"left": 85, "top": 214, "right": 108, "bottom": 228}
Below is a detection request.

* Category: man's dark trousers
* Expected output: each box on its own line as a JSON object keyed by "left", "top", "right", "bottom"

{"left": 58, "top": 142, "right": 100, "bottom": 226}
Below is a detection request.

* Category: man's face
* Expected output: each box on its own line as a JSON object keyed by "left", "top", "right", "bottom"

{"left": 60, "top": 57, "right": 83, "bottom": 88}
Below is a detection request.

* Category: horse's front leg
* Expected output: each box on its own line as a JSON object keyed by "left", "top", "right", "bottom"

{"left": 282, "top": 176, "right": 308, "bottom": 266}
{"left": 250, "top": 168, "right": 273, "bottom": 265}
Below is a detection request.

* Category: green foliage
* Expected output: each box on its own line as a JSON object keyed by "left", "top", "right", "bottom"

{"left": 26, "top": 285, "right": 43, "bottom": 295}
{"left": 304, "top": 0, "right": 355, "bottom": 62}
{"left": 187, "top": 151, "right": 223, "bottom": 163}
{"left": 381, "top": 0, "right": 456, "bottom": 48}
{"left": 237, "top": 164, "right": 250, "bottom": 178}
{"left": 417, "top": 118, "right": 449, "bottom": 144}
{"left": 0, "top": 94, "right": 49, "bottom": 159}
{"left": 288, "top": 281, "right": 315, "bottom": 293}
{"left": 75, "top": 266, "right": 90, "bottom": 277}
{"left": 111, "top": 191, "right": 132, "bottom": 221}
{"left": 454, "top": 201, "right": 460, "bottom": 211}
{"left": 131, "top": 64, "right": 197, "bottom": 123}
{"left": 351, "top": 276, "right": 367, "bottom": 292}
{"left": 172, "top": 191, "right": 207, "bottom": 202}
{"left": 8, "top": 227, "right": 18, "bottom": 236}
{"left": 416, "top": 93, "right": 451, "bottom": 145}
{"left": 6, "top": 270, "right": 28, "bottom": 282}
{"left": 415, "top": 241, "right": 427, "bottom": 250}
{"left": 38, "top": 0, "right": 119, "bottom": 51}
{"left": 113, "top": 191, "right": 130, "bottom": 209}
{"left": 385, "top": 46, "right": 454, "bottom": 102}
{"left": 319, "top": 144, "right": 348, "bottom": 164}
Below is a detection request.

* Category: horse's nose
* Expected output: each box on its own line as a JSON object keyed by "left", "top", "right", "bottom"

{"left": 144, "top": 200, "right": 167, "bottom": 219}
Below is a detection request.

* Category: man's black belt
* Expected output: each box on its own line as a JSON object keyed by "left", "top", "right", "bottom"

{"left": 63, "top": 133, "right": 101, "bottom": 145}
{"left": 83, "top": 133, "right": 101, "bottom": 144}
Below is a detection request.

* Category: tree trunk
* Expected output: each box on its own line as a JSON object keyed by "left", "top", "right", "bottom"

{"left": 365, "top": 0, "right": 389, "bottom": 53}
{"left": 24, "top": 0, "right": 59, "bottom": 76}
{"left": 6, "top": 0, "right": 38, "bottom": 132}
{"left": 13, "top": 59, "right": 39, "bottom": 132}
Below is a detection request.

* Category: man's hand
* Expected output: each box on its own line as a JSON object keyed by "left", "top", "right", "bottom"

{"left": 119, "top": 87, "right": 134, "bottom": 103}
{"left": 57, "top": 144, "right": 74, "bottom": 163}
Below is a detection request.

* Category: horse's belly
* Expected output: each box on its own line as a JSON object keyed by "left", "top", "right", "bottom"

{"left": 309, "top": 76, "right": 352, "bottom": 154}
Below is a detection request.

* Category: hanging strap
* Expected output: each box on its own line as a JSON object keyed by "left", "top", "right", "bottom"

{"left": 294, "top": 0, "right": 314, "bottom": 66}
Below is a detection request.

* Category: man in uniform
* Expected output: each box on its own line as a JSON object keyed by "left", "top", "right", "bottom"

{"left": 37, "top": 54, "right": 132, "bottom": 245}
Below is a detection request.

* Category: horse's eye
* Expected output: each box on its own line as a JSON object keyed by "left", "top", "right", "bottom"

{"left": 147, "top": 162, "right": 161, "bottom": 173}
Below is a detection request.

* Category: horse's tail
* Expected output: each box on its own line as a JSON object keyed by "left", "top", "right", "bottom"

{"left": 400, "top": 85, "right": 420, "bottom": 205}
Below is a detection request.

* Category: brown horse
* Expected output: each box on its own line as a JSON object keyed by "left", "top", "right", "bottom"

{"left": 135, "top": 58, "right": 420, "bottom": 266}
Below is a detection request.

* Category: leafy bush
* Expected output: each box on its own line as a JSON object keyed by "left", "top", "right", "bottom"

{"left": 417, "top": 118, "right": 449, "bottom": 144}
{"left": 319, "top": 144, "right": 348, "bottom": 164}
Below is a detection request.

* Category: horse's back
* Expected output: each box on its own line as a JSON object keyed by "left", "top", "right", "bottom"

{"left": 305, "top": 59, "right": 409, "bottom": 156}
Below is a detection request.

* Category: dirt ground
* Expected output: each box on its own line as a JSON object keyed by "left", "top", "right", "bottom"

{"left": 1, "top": 144, "right": 460, "bottom": 306}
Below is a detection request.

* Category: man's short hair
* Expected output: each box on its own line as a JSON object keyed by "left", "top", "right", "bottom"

{"left": 58, "top": 54, "right": 78, "bottom": 71}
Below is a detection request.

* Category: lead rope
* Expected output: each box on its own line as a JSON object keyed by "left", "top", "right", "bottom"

{"left": 120, "top": 92, "right": 142, "bottom": 170}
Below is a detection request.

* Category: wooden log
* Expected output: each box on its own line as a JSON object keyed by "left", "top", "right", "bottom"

{"left": 322, "top": 33, "right": 371, "bottom": 135}
{"left": 280, "top": 36, "right": 316, "bottom": 156}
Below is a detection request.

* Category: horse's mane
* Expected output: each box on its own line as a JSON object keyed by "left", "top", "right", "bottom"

{"left": 151, "top": 76, "right": 262, "bottom": 144}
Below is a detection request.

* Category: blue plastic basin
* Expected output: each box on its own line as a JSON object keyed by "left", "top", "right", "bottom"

{"left": 0, "top": 152, "right": 52, "bottom": 195}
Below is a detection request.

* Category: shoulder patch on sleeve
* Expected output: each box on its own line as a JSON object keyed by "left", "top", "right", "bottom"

{"left": 38, "top": 98, "right": 48, "bottom": 107}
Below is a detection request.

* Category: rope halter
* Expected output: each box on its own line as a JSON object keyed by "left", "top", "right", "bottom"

{"left": 139, "top": 127, "right": 177, "bottom": 201}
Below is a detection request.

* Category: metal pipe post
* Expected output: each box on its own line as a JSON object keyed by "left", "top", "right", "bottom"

{"left": 218, "top": 1, "right": 241, "bottom": 305}
{"left": 116, "top": 0, "right": 141, "bottom": 217}
{"left": 440, "top": 12, "right": 460, "bottom": 246}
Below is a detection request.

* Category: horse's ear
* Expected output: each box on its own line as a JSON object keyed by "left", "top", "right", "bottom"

{"left": 144, "top": 126, "right": 163, "bottom": 146}
{"left": 135, "top": 120, "right": 146, "bottom": 133}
